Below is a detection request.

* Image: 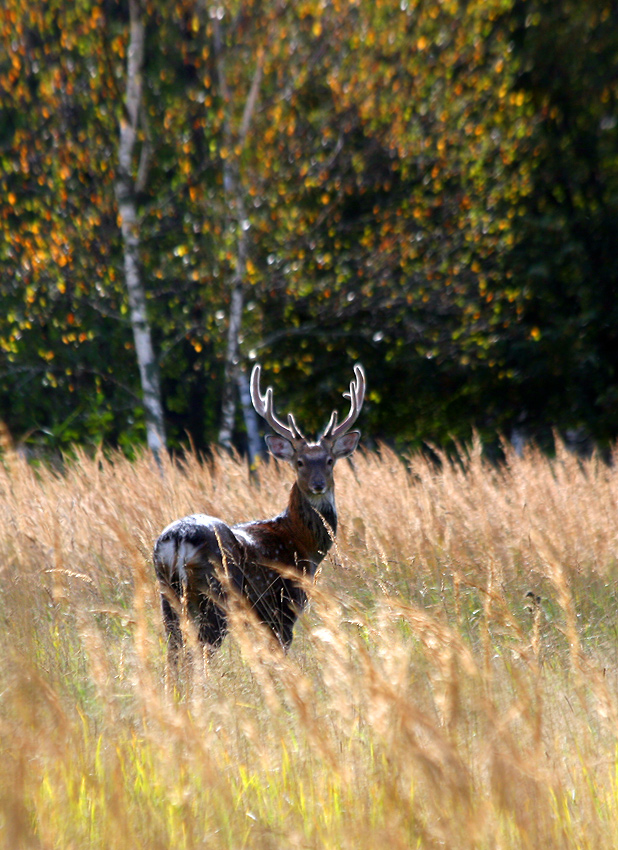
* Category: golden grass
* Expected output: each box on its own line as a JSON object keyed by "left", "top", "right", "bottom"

{"left": 1, "top": 439, "right": 618, "bottom": 848}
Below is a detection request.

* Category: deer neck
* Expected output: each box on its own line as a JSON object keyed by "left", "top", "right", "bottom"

{"left": 286, "top": 481, "right": 337, "bottom": 564}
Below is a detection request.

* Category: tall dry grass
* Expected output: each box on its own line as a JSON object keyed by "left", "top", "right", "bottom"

{"left": 1, "top": 439, "right": 618, "bottom": 848}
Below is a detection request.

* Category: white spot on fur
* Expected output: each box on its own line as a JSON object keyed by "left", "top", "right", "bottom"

{"left": 233, "top": 528, "right": 255, "bottom": 546}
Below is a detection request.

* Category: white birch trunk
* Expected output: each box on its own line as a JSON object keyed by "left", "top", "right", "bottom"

{"left": 237, "top": 368, "right": 264, "bottom": 470}
{"left": 115, "top": 0, "right": 166, "bottom": 461}
{"left": 214, "top": 15, "right": 263, "bottom": 452}
{"left": 218, "top": 268, "right": 244, "bottom": 450}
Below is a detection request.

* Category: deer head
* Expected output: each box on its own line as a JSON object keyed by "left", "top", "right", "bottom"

{"left": 250, "top": 364, "right": 366, "bottom": 498}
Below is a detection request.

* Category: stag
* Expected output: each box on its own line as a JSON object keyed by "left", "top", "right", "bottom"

{"left": 153, "top": 363, "right": 366, "bottom": 654}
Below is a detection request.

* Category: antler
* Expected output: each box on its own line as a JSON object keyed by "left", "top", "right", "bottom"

{"left": 250, "top": 364, "right": 306, "bottom": 442}
{"left": 321, "top": 363, "right": 366, "bottom": 441}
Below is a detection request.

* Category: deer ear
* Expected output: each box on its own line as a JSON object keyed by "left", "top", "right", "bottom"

{"left": 331, "top": 430, "right": 360, "bottom": 459}
{"left": 265, "top": 434, "right": 296, "bottom": 461}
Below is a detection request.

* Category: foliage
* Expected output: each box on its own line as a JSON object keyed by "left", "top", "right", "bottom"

{"left": 0, "top": 0, "right": 617, "bottom": 453}
{"left": 503, "top": 0, "right": 618, "bottom": 447}
{"left": 0, "top": 0, "right": 127, "bottom": 445}
{"left": 0, "top": 1, "right": 228, "bottom": 452}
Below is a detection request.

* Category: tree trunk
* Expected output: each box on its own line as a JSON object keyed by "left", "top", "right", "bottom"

{"left": 214, "top": 17, "right": 263, "bottom": 452}
{"left": 115, "top": 0, "right": 166, "bottom": 462}
{"left": 217, "top": 207, "right": 246, "bottom": 450}
{"left": 237, "top": 367, "right": 264, "bottom": 470}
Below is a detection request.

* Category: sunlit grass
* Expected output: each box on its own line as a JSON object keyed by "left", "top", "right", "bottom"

{"left": 2, "top": 438, "right": 618, "bottom": 848}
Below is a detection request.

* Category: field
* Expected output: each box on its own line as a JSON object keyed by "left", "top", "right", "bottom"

{"left": 1, "top": 438, "right": 618, "bottom": 849}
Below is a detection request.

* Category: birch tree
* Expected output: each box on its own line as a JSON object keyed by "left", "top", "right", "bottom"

{"left": 115, "top": 0, "right": 166, "bottom": 462}
{"left": 211, "top": 9, "right": 264, "bottom": 461}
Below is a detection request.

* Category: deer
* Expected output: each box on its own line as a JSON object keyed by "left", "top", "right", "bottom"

{"left": 153, "top": 363, "right": 366, "bottom": 656}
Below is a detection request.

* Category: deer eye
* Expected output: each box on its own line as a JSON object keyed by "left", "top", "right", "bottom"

{"left": 297, "top": 459, "right": 304, "bottom": 468}
{"left": 327, "top": 457, "right": 334, "bottom": 466}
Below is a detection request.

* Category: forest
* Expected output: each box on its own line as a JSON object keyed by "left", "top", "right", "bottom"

{"left": 1, "top": 0, "right": 617, "bottom": 458}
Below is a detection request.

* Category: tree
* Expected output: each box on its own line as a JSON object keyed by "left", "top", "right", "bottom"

{"left": 0, "top": 0, "right": 233, "bottom": 453}
{"left": 115, "top": 0, "right": 166, "bottom": 461}
{"left": 2, "top": 0, "right": 618, "bottom": 457}
{"left": 501, "top": 0, "right": 618, "bottom": 448}
{"left": 0, "top": 0, "right": 136, "bottom": 450}
{"left": 238, "top": 0, "right": 536, "bottom": 445}
{"left": 210, "top": 7, "right": 263, "bottom": 458}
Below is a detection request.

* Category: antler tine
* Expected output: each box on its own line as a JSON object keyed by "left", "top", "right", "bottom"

{"left": 287, "top": 413, "right": 305, "bottom": 441}
{"left": 321, "top": 363, "right": 366, "bottom": 440}
{"left": 250, "top": 364, "right": 305, "bottom": 442}
{"left": 321, "top": 410, "right": 338, "bottom": 437}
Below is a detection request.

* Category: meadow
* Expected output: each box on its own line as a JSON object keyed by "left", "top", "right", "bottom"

{"left": 1, "top": 436, "right": 618, "bottom": 849}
